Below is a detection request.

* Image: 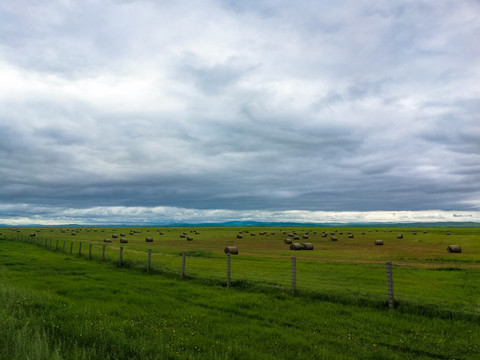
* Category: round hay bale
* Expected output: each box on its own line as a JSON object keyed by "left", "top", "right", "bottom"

{"left": 284, "top": 238, "right": 292, "bottom": 244}
{"left": 250, "top": 233, "right": 255, "bottom": 236}
{"left": 159, "top": 232, "right": 164, "bottom": 235}
{"left": 224, "top": 246, "right": 238, "bottom": 254}
{"left": 145, "top": 237, "right": 153, "bottom": 242}
{"left": 412, "top": 231, "right": 417, "bottom": 235}
{"left": 303, "top": 235, "right": 309, "bottom": 239}
{"left": 290, "top": 242, "right": 305, "bottom": 250}
{"left": 331, "top": 237, "right": 338, "bottom": 241}
{"left": 348, "top": 234, "right": 354, "bottom": 238}
{"left": 120, "top": 233, "right": 126, "bottom": 237}
{"left": 120, "top": 238, "right": 128, "bottom": 244}
{"left": 397, "top": 234, "right": 403, "bottom": 239}
{"left": 447, "top": 245, "right": 461, "bottom": 253}
{"left": 446, "top": 232, "right": 451, "bottom": 235}
{"left": 186, "top": 236, "right": 193, "bottom": 241}
{"left": 237, "top": 234, "right": 243, "bottom": 239}
{"left": 180, "top": 234, "right": 186, "bottom": 238}
{"left": 375, "top": 240, "right": 384, "bottom": 245}
{"left": 103, "top": 239, "right": 112, "bottom": 243}
{"left": 321, "top": 232, "right": 327, "bottom": 237}
{"left": 71, "top": 233, "right": 76, "bottom": 235}
{"left": 112, "top": 234, "right": 118, "bottom": 238}
{"left": 293, "top": 235, "right": 300, "bottom": 240}
{"left": 29, "top": 233, "right": 36, "bottom": 237}
{"left": 288, "top": 233, "right": 294, "bottom": 237}
{"left": 303, "top": 243, "right": 314, "bottom": 250}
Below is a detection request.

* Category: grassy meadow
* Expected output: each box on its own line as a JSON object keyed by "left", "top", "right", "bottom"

{"left": 1, "top": 225, "right": 479, "bottom": 359}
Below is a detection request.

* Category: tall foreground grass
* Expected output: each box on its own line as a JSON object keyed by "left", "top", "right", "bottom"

{"left": 1, "top": 228, "right": 480, "bottom": 359}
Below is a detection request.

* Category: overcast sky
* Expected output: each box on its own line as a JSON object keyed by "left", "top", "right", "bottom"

{"left": 1, "top": 0, "right": 479, "bottom": 225}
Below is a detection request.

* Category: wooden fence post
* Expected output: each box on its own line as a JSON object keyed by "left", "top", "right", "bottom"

{"left": 69, "top": 242, "right": 73, "bottom": 254}
{"left": 55, "top": 240, "right": 58, "bottom": 250}
{"left": 89, "top": 244, "right": 92, "bottom": 260}
{"left": 119, "top": 246, "right": 123, "bottom": 267}
{"left": 49, "top": 239, "right": 52, "bottom": 248}
{"left": 78, "top": 242, "right": 82, "bottom": 256}
{"left": 102, "top": 245, "right": 105, "bottom": 261}
{"left": 63, "top": 241, "right": 66, "bottom": 252}
{"left": 226, "top": 253, "right": 231, "bottom": 287}
{"left": 291, "top": 256, "right": 297, "bottom": 294}
{"left": 181, "top": 251, "right": 186, "bottom": 277}
{"left": 147, "top": 249, "right": 152, "bottom": 271}
{"left": 386, "top": 261, "right": 396, "bottom": 308}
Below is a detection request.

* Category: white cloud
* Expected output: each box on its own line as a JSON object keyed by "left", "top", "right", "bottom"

{"left": 1, "top": 0, "right": 479, "bottom": 223}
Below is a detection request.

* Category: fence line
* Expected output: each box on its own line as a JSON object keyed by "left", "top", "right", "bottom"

{"left": 3, "top": 234, "right": 479, "bottom": 316}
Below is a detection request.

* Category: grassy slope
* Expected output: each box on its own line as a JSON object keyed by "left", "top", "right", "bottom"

{"left": 1, "top": 238, "right": 480, "bottom": 360}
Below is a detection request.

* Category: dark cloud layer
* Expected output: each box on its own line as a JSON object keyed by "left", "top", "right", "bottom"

{"left": 1, "top": 0, "right": 479, "bottom": 224}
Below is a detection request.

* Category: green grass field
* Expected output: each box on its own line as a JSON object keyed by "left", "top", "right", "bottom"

{"left": 1, "top": 226, "right": 479, "bottom": 359}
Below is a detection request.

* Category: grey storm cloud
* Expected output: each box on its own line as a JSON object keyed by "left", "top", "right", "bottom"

{"left": 0, "top": 0, "right": 479, "bottom": 224}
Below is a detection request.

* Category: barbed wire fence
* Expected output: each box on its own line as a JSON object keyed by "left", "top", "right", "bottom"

{"left": 2, "top": 233, "right": 479, "bottom": 317}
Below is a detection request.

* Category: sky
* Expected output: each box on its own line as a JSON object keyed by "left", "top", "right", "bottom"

{"left": 1, "top": 0, "right": 480, "bottom": 225}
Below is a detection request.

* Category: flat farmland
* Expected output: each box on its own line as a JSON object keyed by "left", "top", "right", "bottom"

{"left": 1, "top": 226, "right": 480, "bottom": 359}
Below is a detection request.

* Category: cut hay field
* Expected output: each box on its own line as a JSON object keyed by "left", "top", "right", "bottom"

{"left": 1, "top": 226, "right": 479, "bottom": 359}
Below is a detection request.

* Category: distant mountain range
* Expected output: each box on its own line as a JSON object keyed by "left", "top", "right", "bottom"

{"left": 1, "top": 221, "right": 479, "bottom": 228}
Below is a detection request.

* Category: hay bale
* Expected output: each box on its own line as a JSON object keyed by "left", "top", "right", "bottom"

{"left": 180, "top": 234, "right": 186, "bottom": 238}
{"left": 321, "top": 232, "right": 327, "bottom": 237}
{"left": 290, "top": 242, "right": 305, "bottom": 250}
{"left": 284, "top": 238, "right": 292, "bottom": 244}
{"left": 29, "top": 233, "right": 36, "bottom": 237}
{"left": 397, "top": 234, "right": 403, "bottom": 239}
{"left": 412, "top": 231, "right": 417, "bottom": 235}
{"left": 331, "top": 237, "right": 338, "bottom": 241}
{"left": 237, "top": 234, "right": 243, "bottom": 239}
{"left": 159, "top": 232, "right": 164, "bottom": 235}
{"left": 447, "top": 245, "right": 461, "bottom": 253}
{"left": 145, "top": 237, "right": 153, "bottom": 242}
{"left": 120, "top": 238, "right": 128, "bottom": 244}
{"left": 375, "top": 240, "right": 384, "bottom": 245}
{"left": 293, "top": 235, "right": 300, "bottom": 240}
{"left": 112, "top": 234, "right": 118, "bottom": 238}
{"left": 288, "top": 233, "right": 294, "bottom": 237}
{"left": 103, "top": 239, "right": 112, "bottom": 243}
{"left": 120, "top": 233, "right": 126, "bottom": 236}
{"left": 187, "top": 236, "right": 193, "bottom": 241}
{"left": 348, "top": 234, "right": 354, "bottom": 238}
{"left": 224, "top": 246, "right": 238, "bottom": 254}
{"left": 303, "top": 235, "right": 309, "bottom": 239}
{"left": 446, "top": 232, "right": 451, "bottom": 235}
{"left": 303, "top": 243, "right": 314, "bottom": 250}
{"left": 250, "top": 233, "right": 255, "bottom": 236}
